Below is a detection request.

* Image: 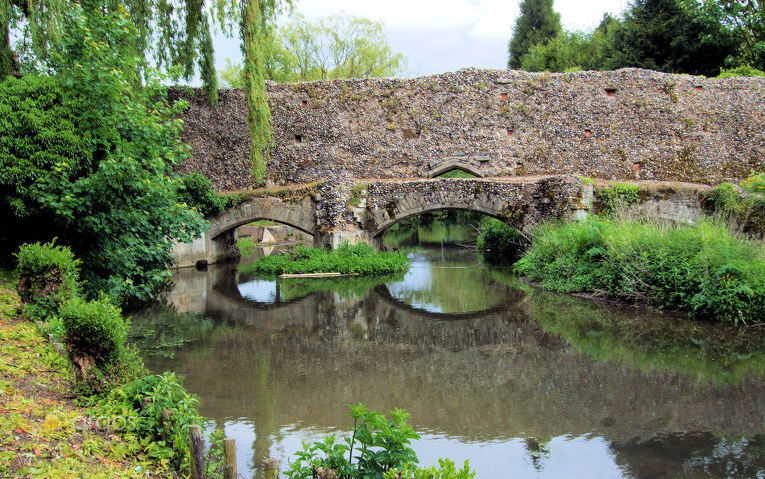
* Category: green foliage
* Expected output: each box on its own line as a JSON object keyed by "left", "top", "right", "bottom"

{"left": 285, "top": 404, "right": 420, "bottom": 479}
{"left": 594, "top": 183, "right": 640, "bottom": 215}
{"left": 384, "top": 459, "right": 477, "bottom": 479}
{"left": 2, "top": 0, "right": 218, "bottom": 100}
{"left": 0, "top": 5, "right": 207, "bottom": 303}
{"left": 272, "top": 13, "right": 406, "bottom": 81}
{"left": 742, "top": 172, "right": 765, "bottom": 193}
{"left": 715, "top": 0, "right": 765, "bottom": 69}
{"left": 177, "top": 172, "right": 227, "bottom": 217}
{"left": 247, "top": 242, "right": 411, "bottom": 276}
{"left": 436, "top": 169, "right": 476, "bottom": 178}
{"left": 703, "top": 181, "right": 765, "bottom": 238}
{"left": 598, "top": 0, "right": 736, "bottom": 76}
{"left": 476, "top": 217, "right": 527, "bottom": 265}
{"left": 102, "top": 372, "right": 205, "bottom": 472}
{"left": 60, "top": 295, "right": 127, "bottom": 365}
{"left": 508, "top": 0, "right": 562, "bottom": 69}
{"left": 717, "top": 65, "right": 765, "bottom": 77}
{"left": 514, "top": 216, "right": 765, "bottom": 324}
{"left": 14, "top": 240, "right": 80, "bottom": 321}
{"left": 520, "top": 29, "right": 609, "bottom": 72}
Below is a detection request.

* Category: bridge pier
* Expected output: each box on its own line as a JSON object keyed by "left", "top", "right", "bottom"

{"left": 313, "top": 230, "right": 382, "bottom": 250}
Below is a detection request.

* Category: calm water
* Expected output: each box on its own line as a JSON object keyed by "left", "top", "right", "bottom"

{"left": 132, "top": 246, "right": 765, "bottom": 479}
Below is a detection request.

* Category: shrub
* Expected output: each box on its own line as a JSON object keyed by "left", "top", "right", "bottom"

{"left": 285, "top": 404, "right": 420, "bottom": 479}
{"left": 703, "top": 182, "right": 765, "bottom": 238}
{"left": 60, "top": 295, "right": 127, "bottom": 367}
{"left": 0, "top": 5, "right": 207, "bottom": 303}
{"left": 476, "top": 217, "right": 528, "bottom": 264}
{"left": 103, "top": 372, "right": 205, "bottom": 472}
{"left": 594, "top": 183, "right": 639, "bottom": 216}
{"left": 177, "top": 172, "right": 228, "bottom": 217}
{"left": 515, "top": 216, "right": 765, "bottom": 325}
{"left": 717, "top": 66, "right": 765, "bottom": 78}
{"left": 15, "top": 241, "right": 80, "bottom": 321}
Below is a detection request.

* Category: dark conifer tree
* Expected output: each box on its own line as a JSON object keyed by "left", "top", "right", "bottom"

{"left": 508, "top": 0, "right": 562, "bottom": 69}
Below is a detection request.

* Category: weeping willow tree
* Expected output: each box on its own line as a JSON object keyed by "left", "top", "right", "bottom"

{"left": 1, "top": 0, "right": 219, "bottom": 104}
{"left": 240, "top": 0, "right": 278, "bottom": 184}
{"left": 3, "top": 0, "right": 288, "bottom": 184}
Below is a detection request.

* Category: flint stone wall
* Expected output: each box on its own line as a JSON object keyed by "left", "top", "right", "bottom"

{"left": 174, "top": 68, "right": 764, "bottom": 191}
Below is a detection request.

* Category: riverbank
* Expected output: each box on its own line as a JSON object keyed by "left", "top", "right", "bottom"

{"left": 513, "top": 216, "right": 765, "bottom": 325}
{"left": 0, "top": 272, "right": 171, "bottom": 478}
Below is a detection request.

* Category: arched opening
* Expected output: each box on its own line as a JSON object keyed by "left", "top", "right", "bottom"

{"left": 376, "top": 207, "right": 529, "bottom": 315}
{"left": 427, "top": 162, "right": 483, "bottom": 178}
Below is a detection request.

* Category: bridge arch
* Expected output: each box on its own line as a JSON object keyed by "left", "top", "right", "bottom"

{"left": 365, "top": 176, "right": 582, "bottom": 238}
{"left": 206, "top": 196, "right": 316, "bottom": 239}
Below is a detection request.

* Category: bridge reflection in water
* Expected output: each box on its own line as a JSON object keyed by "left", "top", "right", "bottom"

{"left": 137, "top": 250, "right": 765, "bottom": 479}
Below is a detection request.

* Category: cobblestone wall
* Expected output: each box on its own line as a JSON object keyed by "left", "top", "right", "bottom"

{"left": 174, "top": 68, "right": 764, "bottom": 191}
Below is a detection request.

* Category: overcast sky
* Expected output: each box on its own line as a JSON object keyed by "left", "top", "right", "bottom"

{"left": 213, "top": 0, "right": 630, "bottom": 77}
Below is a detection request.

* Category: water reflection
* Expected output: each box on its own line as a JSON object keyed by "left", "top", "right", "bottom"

{"left": 132, "top": 248, "right": 765, "bottom": 479}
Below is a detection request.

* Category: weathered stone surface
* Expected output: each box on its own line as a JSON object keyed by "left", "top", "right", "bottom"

{"left": 173, "top": 68, "right": 764, "bottom": 191}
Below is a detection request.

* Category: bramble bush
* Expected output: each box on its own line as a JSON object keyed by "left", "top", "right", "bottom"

{"left": 102, "top": 372, "right": 217, "bottom": 473}
{"left": 15, "top": 240, "right": 81, "bottom": 321}
{"left": 703, "top": 179, "right": 765, "bottom": 238}
{"left": 514, "top": 216, "right": 765, "bottom": 325}
{"left": 249, "top": 242, "right": 411, "bottom": 276}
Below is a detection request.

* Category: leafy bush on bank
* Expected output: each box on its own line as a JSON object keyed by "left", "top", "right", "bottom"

{"left": 514, "top": 216, "right": 765, "bottom": 324}
{"left": 0, "top": 6, "right": 206, "bottom": 303}
{"left": 703, "top": 181, "right": 765, "bottom": 238}
{"left": 286, "top": 404, "right": 476, "bottom": 479}
{"left": 248, "top": 242, "right": 411, "bottom": 276}
{"left": 12, "top": 241, "right": 215, "bottom": 476}
{"left": 475, "top": 217, "right": 528, "bottom": 264}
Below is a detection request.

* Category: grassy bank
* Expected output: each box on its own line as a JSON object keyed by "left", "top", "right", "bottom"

{"left": 2, "top": 242, "right": 225, "bottom": 478}
{"left": 0, "top": 272, "right": 173, "bottom": 478}
{"left": 242, "top": 242, "right": 410, "bottom": 276}
{"left": 514, "top": 216, "right": 764, "bottom": 324}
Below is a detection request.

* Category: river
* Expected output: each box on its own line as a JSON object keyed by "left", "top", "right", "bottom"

{"left": 132, "top": 236, "right": 765, "bottom": 479}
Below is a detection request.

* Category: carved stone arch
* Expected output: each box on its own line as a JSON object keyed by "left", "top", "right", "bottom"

{"left": 426, "top": 156, "right": 486, "bottom": 178}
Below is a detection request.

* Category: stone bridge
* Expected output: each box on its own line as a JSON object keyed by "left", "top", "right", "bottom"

{"left": 169, "top": 67, "right": 761, "bottom": 266}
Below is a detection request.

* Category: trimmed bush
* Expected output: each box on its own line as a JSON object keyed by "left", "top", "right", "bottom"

{"left": 515, "top": 216, "right": 765, "bottom": 325}
{"left": 476, "top": 217, "right": 527, "bottom": 264}
{"left": 15, "top": 241, "right": 80, "bottom": 321}
{"left": 60, "top": 296, "right": 127, "bottom": 366}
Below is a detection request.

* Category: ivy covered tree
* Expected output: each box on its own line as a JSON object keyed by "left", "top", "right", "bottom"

{"left": 508, "top": 0, "right": 562, "bottom": 69}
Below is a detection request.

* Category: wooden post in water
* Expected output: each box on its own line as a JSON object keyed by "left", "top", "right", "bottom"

{"left": 264, "top": 458, "right": 279, "bottom": 479}
{"left": 223, "top": 438, "right": 237, "bottom": 479}
{"left": 189, "top": 425, "right": 203, "bottom": 479}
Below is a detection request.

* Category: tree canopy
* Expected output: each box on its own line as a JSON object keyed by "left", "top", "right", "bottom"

{"left": 508, "top": 0, "right": 562, "bottom": 69}
{"left": 0, "top": 4, "right": 206, "bottom": 302}
{"left": 219, "top": 12, "right": 406, "bottom": 86}
{"left": 513, "top": 0, "right": 761, "bottom": 75}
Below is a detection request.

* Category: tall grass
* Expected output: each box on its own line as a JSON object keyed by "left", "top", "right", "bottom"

{"left": 244, "top": 242, "right": 411, "bottom": 276}
{"left": 514, "top": 216, "right": 765, "bottom": 325}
